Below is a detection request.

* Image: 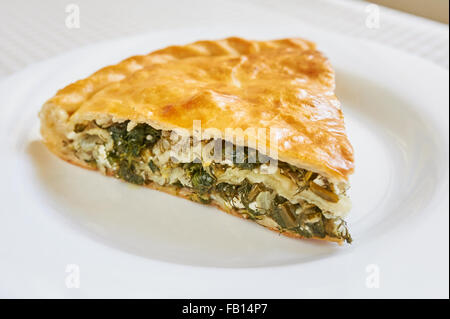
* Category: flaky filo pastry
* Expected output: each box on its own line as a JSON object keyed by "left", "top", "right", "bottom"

{"left": 40, "top": 37, "right": 354, "bottom": 244}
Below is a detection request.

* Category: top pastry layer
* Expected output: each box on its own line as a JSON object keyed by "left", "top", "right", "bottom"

{"left": 43, "top": 37, "right": 354, "bottom": 182}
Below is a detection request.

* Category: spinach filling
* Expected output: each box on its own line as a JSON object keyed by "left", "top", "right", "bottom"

{"left": 76, "top": 120, "right": 351, "bottom": 243}
{"left": 106, "top": 121, "right": 161, "bottom": 185}
{"left": 214, "top": 180, "right": 351, "bottom": 242}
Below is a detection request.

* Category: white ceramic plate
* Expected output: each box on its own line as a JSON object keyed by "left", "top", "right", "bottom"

{"left": 0, "top": 25, "right": 448, "bottom": 298}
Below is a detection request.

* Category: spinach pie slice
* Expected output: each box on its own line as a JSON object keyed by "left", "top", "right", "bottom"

{"left": 39, "top": 37, "right": 354, "bottom": 244}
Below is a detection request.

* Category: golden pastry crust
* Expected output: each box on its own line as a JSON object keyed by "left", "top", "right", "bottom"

{"left": 40, "top": 37, "right": 354, "bottom": 183}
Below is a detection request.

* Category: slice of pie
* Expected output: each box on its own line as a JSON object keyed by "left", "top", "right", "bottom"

{"left": 39, "top": 37, "right": 354, "bottom": 244}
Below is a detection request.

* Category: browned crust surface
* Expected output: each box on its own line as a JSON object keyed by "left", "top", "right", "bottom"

{"left": 40, "top": 37, "right": 354, "bottom": 182}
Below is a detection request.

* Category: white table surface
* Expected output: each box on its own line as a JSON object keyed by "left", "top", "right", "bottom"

{"left": 0, "top": 0, "right": 448, "bottom": 79}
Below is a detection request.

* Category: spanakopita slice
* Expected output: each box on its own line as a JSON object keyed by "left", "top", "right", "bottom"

{"left": 40, "top": 37, "right": 354, "bottom": 244}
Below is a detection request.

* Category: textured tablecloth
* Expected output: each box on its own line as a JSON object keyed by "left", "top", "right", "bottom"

{"left": 0, "top": 0, "right": 448, "bottom": 78}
